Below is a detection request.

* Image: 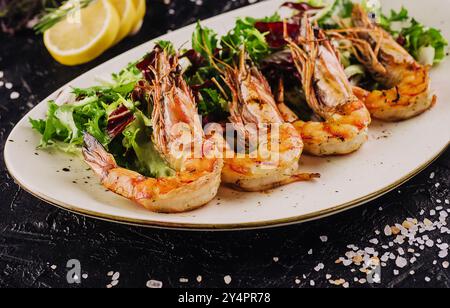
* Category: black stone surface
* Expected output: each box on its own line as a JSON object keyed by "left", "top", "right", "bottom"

{"left": 0, "top": 0, "right": 449, "bottom": 288}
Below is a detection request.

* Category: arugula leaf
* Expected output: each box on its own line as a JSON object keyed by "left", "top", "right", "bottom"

{"left": 198, "top": 88, "right": 229, "bottom": 118}
{"left": 380, "top": 8, "right": 448, "bottom": 65}
{"left": 192, "top": 22, "right": 218, "bottom": 61}
{"left": 221, "top": 13, "right": 280, "bottom": 63}
{"left": 401, "top": 20, "right": 448, "bottom": 65}
{"left": 156, "top": 40, "right": 176, "bottom": 55}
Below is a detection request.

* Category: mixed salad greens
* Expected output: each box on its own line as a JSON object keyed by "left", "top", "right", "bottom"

{"left": 31, "top": 0, "right": 448, "bottom": 178}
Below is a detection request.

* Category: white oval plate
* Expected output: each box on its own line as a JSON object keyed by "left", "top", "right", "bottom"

{"left": 4, "top": 0, "right": 450, "bottom": 230}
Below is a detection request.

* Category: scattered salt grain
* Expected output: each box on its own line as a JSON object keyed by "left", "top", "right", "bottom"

{"left": 10, "top": 92, "right": 19, "bottom": 100}
{"left": 112, "top": 272, "right": 120, "bottom": 281}
{"left": 273, "top": 257, "right": 279, "bottom": 263}
{"left": 443, "top": 261, "right": 449, "bottom": 269}
{"left": 425, "top": 277, "right": 431, "bottom": 282}
{"left": 179, "top": 278, "right": 189, "bottom": 283}
{"left": 395, "top": 256, "right": 408, "bottom": 268}
{"left": 5, "top": 82, "right": 12, "bottom": 89}
{"left": 384, "top": 225, "right": 392, "bottom": 236}
{"left": 224, "top": 275, "right": 232, "bottom": 285}
{"left": 82, "top": 274, "right": 88, "bottom": 279}
{"left": 50, "top": 265, "right": 57, "bottom": 270}
{"left": 106, "top": 284, "right": 113, "bottom": 289}
{"left": 320, "top": 236, "right": 328, "bottom": 243}
{"left": 0, "top": 81, "right": 4, "bottom": 87}
{"left": 310, "top": 280, "right": 315, "bottom": 287}
{"left": 314, "top": 263, "right": 325, "bottom": 272}
{"left": 0, "top": 71, "right": 3, "bottom": 78}
{"left": 197, "top": 275, "right": 202, "bottom": 283}
{"left": 438, "top": 250, "right": 448, "bottom": 259}
{"left": 111, "top": 280, "right": 119, "bottom": 287}
{"left": 295, "top": 279, "right": 301, "bottom": 284}
{"left": 430, "top": 172, "right": 435, "bottom": 179}
{"left": 146, "top": 280, "right": 163, "bottom": 288}
{"left": 393, "top": 270, "right": 399, "bottom": 276}
{"left": 107, "top": 271, "right": 114, "bottom": 277}
{"left": 308, "top": 249, "right": 313, "bottom": 255}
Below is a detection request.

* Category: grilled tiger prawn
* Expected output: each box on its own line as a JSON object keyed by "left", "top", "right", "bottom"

{"left": 284, "top": 15, "right": 371, "bottom": 156}
{"left": 221, "top": 52, "right": 318, "bottom": 191}
{"left": 336, "top": 4, "right": 436, "bottom": 121}
{"left": 83, "top": 49, "right": 223, "bottom": 213}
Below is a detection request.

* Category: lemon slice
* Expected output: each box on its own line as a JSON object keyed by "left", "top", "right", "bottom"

{"left": 130, "top": 0, "right": 147, "bottom": 35}
{"left": 109, "top": 0, "right": 137, "bottom": 43}
{"left": 44, "top": 0, "right": 120, "bottom": 66}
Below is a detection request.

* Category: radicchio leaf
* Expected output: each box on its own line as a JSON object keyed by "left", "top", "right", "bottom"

{"left": 107, "top": 105, "right": 135, "bottom": 139}
{"left": 281, "top": 2, "right": 324, "bottom": 12}
{"left": 254, "top": 21, "right": 300, "bottom": 49}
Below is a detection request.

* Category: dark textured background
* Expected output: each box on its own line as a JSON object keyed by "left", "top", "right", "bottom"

{"left": 0, "top": 0, "right": 449, "bottom": 288}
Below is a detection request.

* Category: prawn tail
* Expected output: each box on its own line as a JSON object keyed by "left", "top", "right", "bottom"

{"left": 278, "top": 172, "right": 321, "bottom": 187}
{"left": 82, "top": 133, "right": 117, "bottom": 179}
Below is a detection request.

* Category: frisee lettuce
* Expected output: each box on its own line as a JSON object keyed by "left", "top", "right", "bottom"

{"left": 30, "top": 61, "right": 173, "bottom": 178}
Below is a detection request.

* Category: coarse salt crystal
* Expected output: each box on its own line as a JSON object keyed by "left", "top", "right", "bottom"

{"left": 146, "top": 280, "right": 163, "bottom": 288}
{"left": 369, "top": 239, "right": 379, "bottom": 245}
{"left": 395, "top": 256, "right": 408, "bottom": 268}
{"left": 112, "top": 272, "right": 120, "bottom": 281}
{"left": 10, "top": 92, "right": 19, "bottom": 100}
{"left": 273, "top": 257, "right": 279, "bottom": 262}
{"left": 0, "top": 71, "right": 4, "bottom": 78}
{"left": 425, "top": 277, "right": 431, "bottom": 282}
{"left": 443, "top": 261, "right": 449, "bottom": 269}
{"left": 384, "top": 225, "right": 392, "bottom": 236}
{"left": 310, "top": 280, "right": 315, "bottom": 286}
{"left": 5, "top": 82, "right": 12, "bottom": 89}
{"left": 179, "top": 278, "right": 189, "bottom": 283}
{"left": 430, "top": 172, "right": 435, "bottom": 179}
{"left": 224, "top": 275, "right": 232, "bottom": 285}
{"left": 320, "top": 236, "right": 328, "bottom": 243}
{"left": 107, "top": 271, "right": 114, "bottom": 277}
{"left": 197, "top": 275, "right": 203, "bottom": 283}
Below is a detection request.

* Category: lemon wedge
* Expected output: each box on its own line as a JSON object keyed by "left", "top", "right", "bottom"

{"left": 109, "top": 0, "right": 137, "bottom": 43}
{"left": 130, "top": 0, "right": 147, "bottom": 35}
{"left": 44, "top": 0, "right": 120, "bottom": 66}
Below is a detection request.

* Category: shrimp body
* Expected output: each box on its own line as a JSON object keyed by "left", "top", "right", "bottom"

{"left": 221, "top": 54, "right": 316, "bottom": 191}
{"left": 83, "top": 50, "right": 222, "bottom": 213}
{"left": 349, "top": 4, "right": 435, "bottom": 121}
{"left": 285, "top": 16, "right": 371, "bottom": 156}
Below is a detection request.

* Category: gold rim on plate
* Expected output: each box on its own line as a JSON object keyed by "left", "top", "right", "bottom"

{"left": 5, "top": 142, "right": 449, "bottom": 231}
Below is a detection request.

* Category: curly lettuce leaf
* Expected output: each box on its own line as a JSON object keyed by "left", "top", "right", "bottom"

{"left": 30, "top": 96, "right": 108, "bottom": 152}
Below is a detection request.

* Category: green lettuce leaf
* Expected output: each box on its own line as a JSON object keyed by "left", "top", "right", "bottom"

{"left": 122, "top": 111, "right": 175, "bottom": 178}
